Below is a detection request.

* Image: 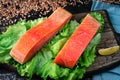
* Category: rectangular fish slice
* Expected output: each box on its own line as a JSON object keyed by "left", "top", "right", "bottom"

{"left": 54, "top": 14, "right": 101, "bottom": 68}
{"left": 10, "top": 7, "right": 72, "bottom": 64}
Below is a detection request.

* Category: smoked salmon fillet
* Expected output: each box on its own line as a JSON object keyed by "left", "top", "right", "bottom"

{"left": 10, "top": 7, "right": 72, "bottom": 64}
{"left": 54, "top": 14, "right": 101, "bottom": 68}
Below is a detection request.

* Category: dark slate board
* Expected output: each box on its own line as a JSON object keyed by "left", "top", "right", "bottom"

{"left": 0, "top": 10, "right": 120, "bottom": 80}
{"left": 72, "top": 10, "right": 120, "bottom": 77}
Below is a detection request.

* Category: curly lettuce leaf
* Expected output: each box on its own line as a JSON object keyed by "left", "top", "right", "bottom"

{"left": 78, "top": 33, "right": 101, "bottom": 67}
{"left": 0, "top": 21, "right": 26, "bottom": 63}
{"left": 0, "top": 18, "right": 45, "bottom": 63}
{"left": 90, "top": 12, "right": 104, "bottom": 32}
{"left": 0, "top": 12, "right": 104, "bottom": 80}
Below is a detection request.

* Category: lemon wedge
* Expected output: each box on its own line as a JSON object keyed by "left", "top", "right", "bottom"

{"left": 98, "top": 45, "right": 120, "bottom": 55}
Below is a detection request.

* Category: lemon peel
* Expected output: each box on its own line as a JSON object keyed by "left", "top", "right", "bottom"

{"left": 98, "top": 46, "right": 120, "bottom": 55}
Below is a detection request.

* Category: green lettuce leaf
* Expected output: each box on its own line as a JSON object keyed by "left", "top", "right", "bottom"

{"left": 0, "top": 18, "right": 45, "bottom": 63}
{"left": 90, "top": 12, "right": 104, "bottom": 32}
{"left": 0, "top": 12, "right": 104, "bottom": 80}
